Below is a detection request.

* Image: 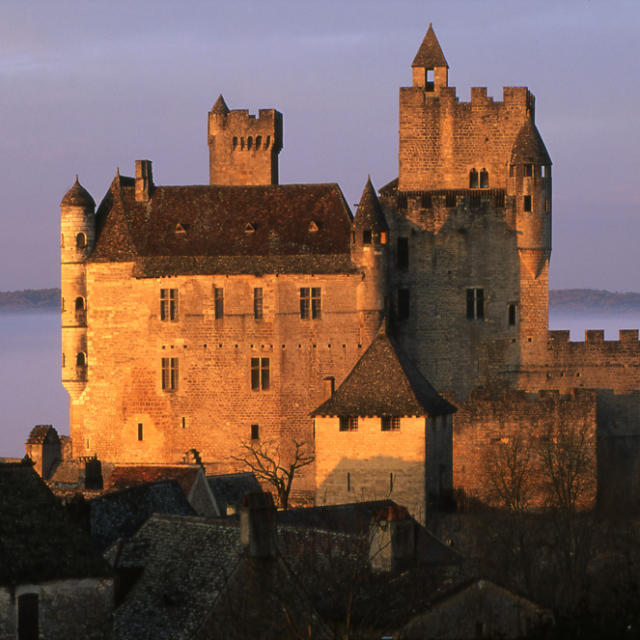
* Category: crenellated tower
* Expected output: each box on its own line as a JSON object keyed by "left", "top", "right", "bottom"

{"left": 208, "top": 94, "right": 283, "bottom": 186}
{"left": 60, "top": 177, "right": 95, "bottom": 402}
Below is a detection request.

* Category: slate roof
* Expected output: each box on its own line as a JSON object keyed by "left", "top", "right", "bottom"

{"left": 90, "top": 480, "right": 194, "bottom": 551}
{"left": 312, "top": 330, "right": 456, "bottom": 417}
{"left": 91, "top": 175, "right": 356, "bottom": 276}
{"left": 510, "top": 118, "right": 552, "bottom": 165}
{"left": 26, "top": 424, "right": 59, "bottom": 445}
{"left": 412, "top": 23, "right": 449, "bottom": 69}
{"left": 107, "top": 465, "right": 200, "bottom": 496}
{"left": 206, "top": 472, "right": 261, "bottom": 515}
{"left": 210, "top": 93, "right": 229, "bottom": 115}
{"left": 0, "top": 461, "right": 109, "bottom": 586}
{"left": 61, "top": 176, "right": 96, "bottom": 208}
{"left": 354, "top": 177, "right": 389, "bottom": 234}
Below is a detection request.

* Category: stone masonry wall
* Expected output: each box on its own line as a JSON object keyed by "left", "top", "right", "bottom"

{"left": 72, "top": 263, "right": 379, "bottom": 498}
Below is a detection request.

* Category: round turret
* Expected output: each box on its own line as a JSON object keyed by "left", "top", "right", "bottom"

{"left": 507, "top": 120, "right": 552, "bottom": 278}
{"left": 61, "top": 176, "right": 95, "bottom": 400}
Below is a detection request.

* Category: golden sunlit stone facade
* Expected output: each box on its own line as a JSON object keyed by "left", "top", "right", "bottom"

{"left": 59, "top": 25, "right": 639, "bottom": 509}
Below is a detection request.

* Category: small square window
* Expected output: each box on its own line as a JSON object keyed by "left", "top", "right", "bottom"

{"left": 381, "top": 416, "right": 401, "bottom": 431}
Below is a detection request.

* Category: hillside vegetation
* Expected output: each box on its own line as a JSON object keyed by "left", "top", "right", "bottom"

{"left": 0, "top": 288, "right": 60, "bottom": 311}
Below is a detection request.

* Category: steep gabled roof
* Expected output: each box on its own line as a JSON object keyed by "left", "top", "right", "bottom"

{"left": 26, "top": 424, "right": 59, "bottom": 445}
{"left": 510, "top": 118, "right": 552, "bottom": 165}
{"left": 107, "top": 465, "right": 201, "bottom": 496}
{"left": 312, "top": 330, "right": 456, "bottom": 417}
{"left": 92, "top": 179, "right": 355, "bottom": 276}
{"left": 412, "top": 23, "right": 448, "bottom": 69}
{"left": 354, "top": 177, "right": 389, "bottom": 233}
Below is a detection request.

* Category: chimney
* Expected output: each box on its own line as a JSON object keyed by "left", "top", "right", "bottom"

{"left": 323, "top": 376, "right": 335, "bottom": 400}
{"left": 369, "top": 505, "right": 416, "bottom": 573}
{"left": 135, "top": 160, "right": 154, "bottom": 202}
{"left": 240, "top": 492, "right": 277, "bottom": 558}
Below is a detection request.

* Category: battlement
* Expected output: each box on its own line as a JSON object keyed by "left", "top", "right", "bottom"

{"left": 548, "top": 328, "right": 640, "bottom": 348}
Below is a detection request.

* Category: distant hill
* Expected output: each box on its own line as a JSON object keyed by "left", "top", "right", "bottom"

{"left": 549, "top": 289, "right": 640, "bottom": 313}
{"left": 0, "top": 287, "right": 639, "bottom": 314}
{"left": 0, "top": 288, "right": 60, "bottom": 312}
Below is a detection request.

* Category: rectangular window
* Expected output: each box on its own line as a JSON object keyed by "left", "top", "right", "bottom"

{"left": 524, "top": 164, "right": 533, "bottom": 177}
{"left": 523, "top": 195, "right": 532, "bottom": 212}
{"left": 214, "top": 287, "right": 224, "bottom": 319}
{"left": 339, "top": 416, "right": 358, "bottom": 431}
{"left": 300, "top": 287, "right": 322, "bottom": 320}
{"left": 251, "top": 424, "right": 260, "bottom": 440}
{"left": 466, "top": 288, "right": 484, "bottom": 320}
{"left": 161, "top": 357, "right": 178, "bottom": 391}
{"left": 397, "top": 288, "right": 410, "bottom": 321}
{"left": 137, "top": 423, "right": 143, "bottom": 441}
{"left": 508, "top": 303, "right": 517, "bottom": 327}
{"left": 347, "top": 472, "right": 351, "bottom": 492}
{"left": 397, "top": 237, "right": 409, "bottom": 270}
{"left": 382, "top": 416, "right": 401, "bottom": 431}
{"left": 160, "top": 289, "right": 178, "bottom": 322}
{"left": 251, "top": 357, "right": 270, "bottom": 391}
{"left": 253, "top": 288, "right": 263, "bottom": 320}
{"left": 509, "top": 165, "right": 515, "bottom": 177}
{"left": 362, "top": 229, "right": 372, "bottom": 245}
{"left": 18, "top": 593, "right": 38, "bottom": 640}
{"left": 390, "top": 472, "right": 394, "bottom": 493}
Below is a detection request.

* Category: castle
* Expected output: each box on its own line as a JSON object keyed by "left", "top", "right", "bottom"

{"left": 58, "top": 25, "right": 640, "bottom": 514}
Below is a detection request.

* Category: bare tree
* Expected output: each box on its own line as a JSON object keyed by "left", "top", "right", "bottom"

{"left": 232, "top": 439, "right": 314, "bottom": 509}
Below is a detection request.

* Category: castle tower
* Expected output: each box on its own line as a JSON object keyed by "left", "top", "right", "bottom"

{"left": 411, "top": 23, "right": 449, "bottom": 93}
{"left": 351, "top": 177, "right": 389, "bottom": 326}
{"left": 208, "top": 94, "right": 283, "bottom": 186}
{"left": 508, "top": 119, "right": 552, "bottom": 351}
{"left": 61, "top": 177, "right": 95, "bottom": 402}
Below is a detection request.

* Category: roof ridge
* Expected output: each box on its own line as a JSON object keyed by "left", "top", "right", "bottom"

{"left": 412, "top": 23, "right": 449, "bottom": 69}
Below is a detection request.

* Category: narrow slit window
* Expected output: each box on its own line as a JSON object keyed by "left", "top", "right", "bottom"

{"left": 214, "top": 287, "right": 224, "bottom": 319}
{"left": 466, "top": 288, "right": 484, "bottom": 320}
{"left": 508, "top": 303, "right": 517, "bottom": 327}
{"left": 253, "top": 287, "right": 263, "bottom": 320}
{"left": 251, "top": 424, "right": 260, "bottom": 440}
{"left": 137, "top": 423, "right": 143, "bottom": 441}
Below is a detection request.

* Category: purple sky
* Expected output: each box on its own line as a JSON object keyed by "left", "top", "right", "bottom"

{"left": 1, "top": 1, "right": 639, "bottom": 292}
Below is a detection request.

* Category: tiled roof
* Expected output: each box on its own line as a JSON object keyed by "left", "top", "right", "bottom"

{"left": 0, "top": 462, "right": 109, "bottom": 586}
{"left": 61, "top": 176, "right": 96, "bottom": 208}
{"left": 210, "top": 93, "right": 229, "bottom": 115}
{"left": 92, "top": 178, "right": 355, "bottom": 277}
{"left": 90, "top": 480, "right": 194, "bottom": 551}
{"left": 26, "top": 424, "right": 59, "bottom": 445}
{"left": 510, "top": 119, "right": 552, "bottom": 165}
{"left": 107, "top": 465, "right": 200, "bottom": 496}
{"left": 412, "top": 23, "right": 449, "bottom": 69}
{"left": 354, "top": 177, "right": 389, "bottom": 234}
{"left": 312, "top": 330, "right": 456, "bottom": 417}
{"left": 206, "top": 472, "right": 261, "bottom": 514}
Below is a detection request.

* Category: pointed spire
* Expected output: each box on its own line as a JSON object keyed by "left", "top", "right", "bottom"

{"left": 510, "top": 119, "right": 552, "bottom": 165}
{"left": 412, "top": 23, "right": 448, "bottom": 69}
{"left": 211, "top": 94, "right": 229, "bottom": 115}
{"left": 354, "top": 177, "right": 389, "bottom": 233}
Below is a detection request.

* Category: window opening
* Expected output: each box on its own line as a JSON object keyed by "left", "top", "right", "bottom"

{"left": 76, "top": 352, "right": 86, "bottom": 367}
{"left": 161, "top": 357, "right": 178, "bottom": 391}
{"left": 253, "top": 288, "right": 263, "bottom": 320}
{"left": 182, "top": 417, "right": 186, "bottom": 429}
{"left": 508, "top": 303, "right": 517, "bottom": 327}
{"left": 390, "top": 472, "right": 394, "bottom": 493}
{"left": 76, "top": 232, "right": 87, "bottom": 249}
{"left": 480, "top": 168, "right": 489, "bottom": 188}
{"left": 160, "top": 289, "right": 178, "bottom": 322}
{"left": 509, "top": 165, "right": 515, "bottom": 177}
{"left": 466, "top": 288, "right": 484, "bottom": 320}
{"left": 247, "top": 136, "right": 252, "bottom": 150}
{"left": 214, "top": 287, "right": 224, "bottom": 319}
{"left": 381, "top": 416, "right": 401, "bottom": 431}
{"left": 523, "top": 195, "right": 532, "bottom": 212}
{"left": 362, "top": 229, "right": 372, "bottom": 245}
{"left": 137, "top": 423, "right": 143, "bottom": 441}
{"left": 18, "top": 593, "right": 38, "bottom": 640}
{"left": 251, "top": 424, "right": 260, "bottom": 440}
{"left": 426, "top": 68, "right": 434, "bottom": 92}
{"left": 397, "top": 237, "right": 409, "bottom": 270}
{"left": 300, "top": 287, "right": 321, "bottom": 319}
{"left": 397, "top": 288, "right": 410, "bottom": 321}
{"left": 255, "top": 136, "right": 262, "bottom": 150}
{"left": 469, "top": 169, "right": 478, "bottom": 189}
{"left": 524, "top": 164, "right": 533, "bottom": 177}
{"left": 347, "top": 472, "right": 351, "bottom": 492}
{"left": 251, "top": 357, "right": 270, "bottom": 391}
{"left": 339, "top": 416, "right": 358, "bottom": 431}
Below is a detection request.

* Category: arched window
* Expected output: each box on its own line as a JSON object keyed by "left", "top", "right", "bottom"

{"left": 232, "top": 136, "right": 238, "bottom": 149}
{"left": 255, "top": 135, "right": 262, "bottom": 150}
{"left": 76, "top": 352, "right": 86, "bottom": 367}
{"left": 469, "top": 169, "right": 478, "bottom": 189}
{"left": 480, "top": 169, "right": 489, "bottom": 188}
{"left": 75, "top": 297, "right": 85, "bottom": 311}
{"left": 247, "top": 136, "right": 253, "bottom": 150}
{"left": 76, "top": 233, "right": 86, "bottom": 249}
{"left": 265, "top": 135, "right": 270, "bottom": 149}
